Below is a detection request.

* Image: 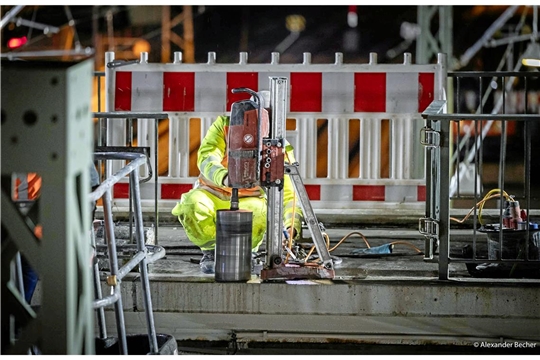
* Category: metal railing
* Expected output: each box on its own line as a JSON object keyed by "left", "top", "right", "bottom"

{"left": 421, "top": 95, "right": 540, "bottom": 280}
{"left": 93, "top": 111, "right": 169, "bottom": 244}
{"left": 90, "top": 151, "right": 165, "bottom": 354}
{"left": 448, "top": 71, "right": 540, "bottom": 200}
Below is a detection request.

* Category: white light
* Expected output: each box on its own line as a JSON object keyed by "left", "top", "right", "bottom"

{"left": 347, "top": 12, "right": 358, "bottom": 28}
{"left": 522, "top": 58, "right": 540, "bottom": 67}
{"left": 400, "top": 22, "right": 421, "bottom": 41}
{"left": 521, "top": 42, "right": 540, "bottom": 67}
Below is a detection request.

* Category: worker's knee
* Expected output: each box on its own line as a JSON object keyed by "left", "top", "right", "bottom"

{"left": 172, "top": 189, "right": 217, "bottom": 220}
{"left": 238, "top": 196, "right": 267, "bottom": 215}
{"left": 172, "top": 189, "right": 222, "bottom": 249}
{"left": 173, "top": 191, "right": 268, "bottom": 251}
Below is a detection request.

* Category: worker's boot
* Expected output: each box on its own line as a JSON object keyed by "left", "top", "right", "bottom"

{"left": 200, "top": 250, "right": 215, "bottom": 274}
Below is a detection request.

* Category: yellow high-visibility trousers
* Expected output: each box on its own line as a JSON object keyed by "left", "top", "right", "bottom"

{"left": 172, "top": 188, "right": 267, "bottom": 251}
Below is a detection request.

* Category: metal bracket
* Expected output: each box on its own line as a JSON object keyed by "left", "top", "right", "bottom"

{"left": 106, "top": 275, "right": 117, "bottom": 286}
{"left": 419, "top": 217, "right": 439, "bottom": 260}
{"left": 419, "top": 217, "right": 439, "bottom": 237}
{"left": 420, "top": 127, "right": 440, "bottom": 148}
{"left": 260, "top": 139, "right": 284, "bottom": 189}
{"left": 107, "top": 59, "right": 139, "bottom": 68}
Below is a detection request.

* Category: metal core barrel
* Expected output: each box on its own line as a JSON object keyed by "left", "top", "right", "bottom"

{"left": 215, "top": 209, "right": 253, "bottom": 282}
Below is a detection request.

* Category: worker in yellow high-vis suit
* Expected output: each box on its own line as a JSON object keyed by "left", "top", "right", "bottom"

{"left": 172, "top": 92, "right": 303, "bottom": 274}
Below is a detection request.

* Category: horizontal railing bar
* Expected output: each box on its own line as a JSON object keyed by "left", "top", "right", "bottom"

{"left": 93, "top": 112, "right": 169, "bottom": 119}
{"left": 449, "top": 71, "right": 540, "bottom": 78}
{"left": 424, "top": 114, "right": 540, "bottom": 121}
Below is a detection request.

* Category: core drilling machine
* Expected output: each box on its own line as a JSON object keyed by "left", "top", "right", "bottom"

{"left": 215, "top": 77, "right": 335, "bottom": 281}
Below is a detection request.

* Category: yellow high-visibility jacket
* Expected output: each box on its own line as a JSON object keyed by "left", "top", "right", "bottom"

{"left": 196, "top": 115, "right": 303, "bottom": 235}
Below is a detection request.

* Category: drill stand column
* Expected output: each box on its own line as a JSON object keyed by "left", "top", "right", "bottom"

{"left": 260, "top": 76, "right": 334, "bottom": 280}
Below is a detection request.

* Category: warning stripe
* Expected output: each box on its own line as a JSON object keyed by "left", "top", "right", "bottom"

{"left": 163, "top": 72, "right": 195, "bottom": 111}
{"left": 114, "top": 71, "right": 132, "bottom": 111}
{"left": 418, "top": 72, "right": 435, "bottom": 112}
{"left": 161, "top": 183, "right": 193, "bottom": 199}
{"left": 113, "top": 71, "right": 434, "bottom": 113}
{"left": 140, "top": 183, "right": 425, "bottom": 202}
{"left": 114, "top": 183, "right": 130, "bottom": 199}
{"left": 353, "top": 185, "right": 385, "bottom": 201}
{"left": 226, "top": 72, "right": 258, "bottom": 111}
{"left": 354, "top": 73, "right": 386, "bottom": 112}
{"left": 305, "top": 184, "right": 321, "bottom": 201}
{"left": 417, "top": 185, "right": 426, "bottom": 202}
{"left": 132, "top": 71, "right": 163, "bottom": 111}
{"left": 290, "top": 72, "right": 322, "bottom": 112}
{"left": 195, "top": 72, "right": 226, "bottom": 112}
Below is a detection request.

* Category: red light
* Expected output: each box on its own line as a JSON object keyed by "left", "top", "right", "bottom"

{"left": 8, "top": 36, "right": 27, "bottom": 49}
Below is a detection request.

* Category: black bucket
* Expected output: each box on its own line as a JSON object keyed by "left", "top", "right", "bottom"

{"left": 481, "top": 226, "right": 540, "bottom": 261}
{"left": 471, "top": 224, "right": 540, "bottom": 278}
{"left": 95, "top": 333, "right": 177, "bottom": 355}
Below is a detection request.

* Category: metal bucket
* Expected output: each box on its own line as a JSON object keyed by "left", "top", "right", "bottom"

{"left": 215, "top": 209, "right": 253, "bottom": 282}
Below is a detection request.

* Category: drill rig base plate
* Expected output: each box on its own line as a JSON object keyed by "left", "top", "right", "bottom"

{"left": 260, "top": 264, "right": 335, "bottom": 281}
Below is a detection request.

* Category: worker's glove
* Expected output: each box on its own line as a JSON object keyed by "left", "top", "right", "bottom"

{"left": 222, "top": 174, "right": 229, "bottom": 187}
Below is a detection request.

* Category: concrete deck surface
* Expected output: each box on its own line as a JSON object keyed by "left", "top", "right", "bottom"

{"left": 90, "top": 220, "right": 540, "bottom": 355}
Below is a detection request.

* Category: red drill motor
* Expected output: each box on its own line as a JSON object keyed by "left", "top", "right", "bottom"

{"left": 228, "top": 88, "right": 267, "bottom": 190}
{"left": 215, "top": 88, "right": 267, "bottom": 281}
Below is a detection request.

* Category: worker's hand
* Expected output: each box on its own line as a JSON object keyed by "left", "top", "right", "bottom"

{"left": 282, "top": 227, "right": 297, "bottom": 245}
{"left": 222, "top": 174, "right": 229, "bottom": 187}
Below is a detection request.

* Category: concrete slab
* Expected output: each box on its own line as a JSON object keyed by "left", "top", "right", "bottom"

{"left": 90, "top": 221, "right": 540, "bottom": 353}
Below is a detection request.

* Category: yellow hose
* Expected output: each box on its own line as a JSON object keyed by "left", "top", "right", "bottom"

{"left": 450, "top": 188, "right": 513, "bottom": 225}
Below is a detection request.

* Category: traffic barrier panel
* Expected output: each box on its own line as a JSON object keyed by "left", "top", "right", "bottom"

{"left": 103, "top": 51, "right": 446, "bottom": 210}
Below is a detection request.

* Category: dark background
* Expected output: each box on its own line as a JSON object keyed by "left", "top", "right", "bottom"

{"left": 2, "top": 5, "right": 533, "bottom": 69}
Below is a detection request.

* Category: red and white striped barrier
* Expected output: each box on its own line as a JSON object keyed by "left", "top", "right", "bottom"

{"left": 103, "top": 51, "right": 446, "bottom": 210}
{"left": 112, "top": 53, "right": 436, "bottom": 115}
